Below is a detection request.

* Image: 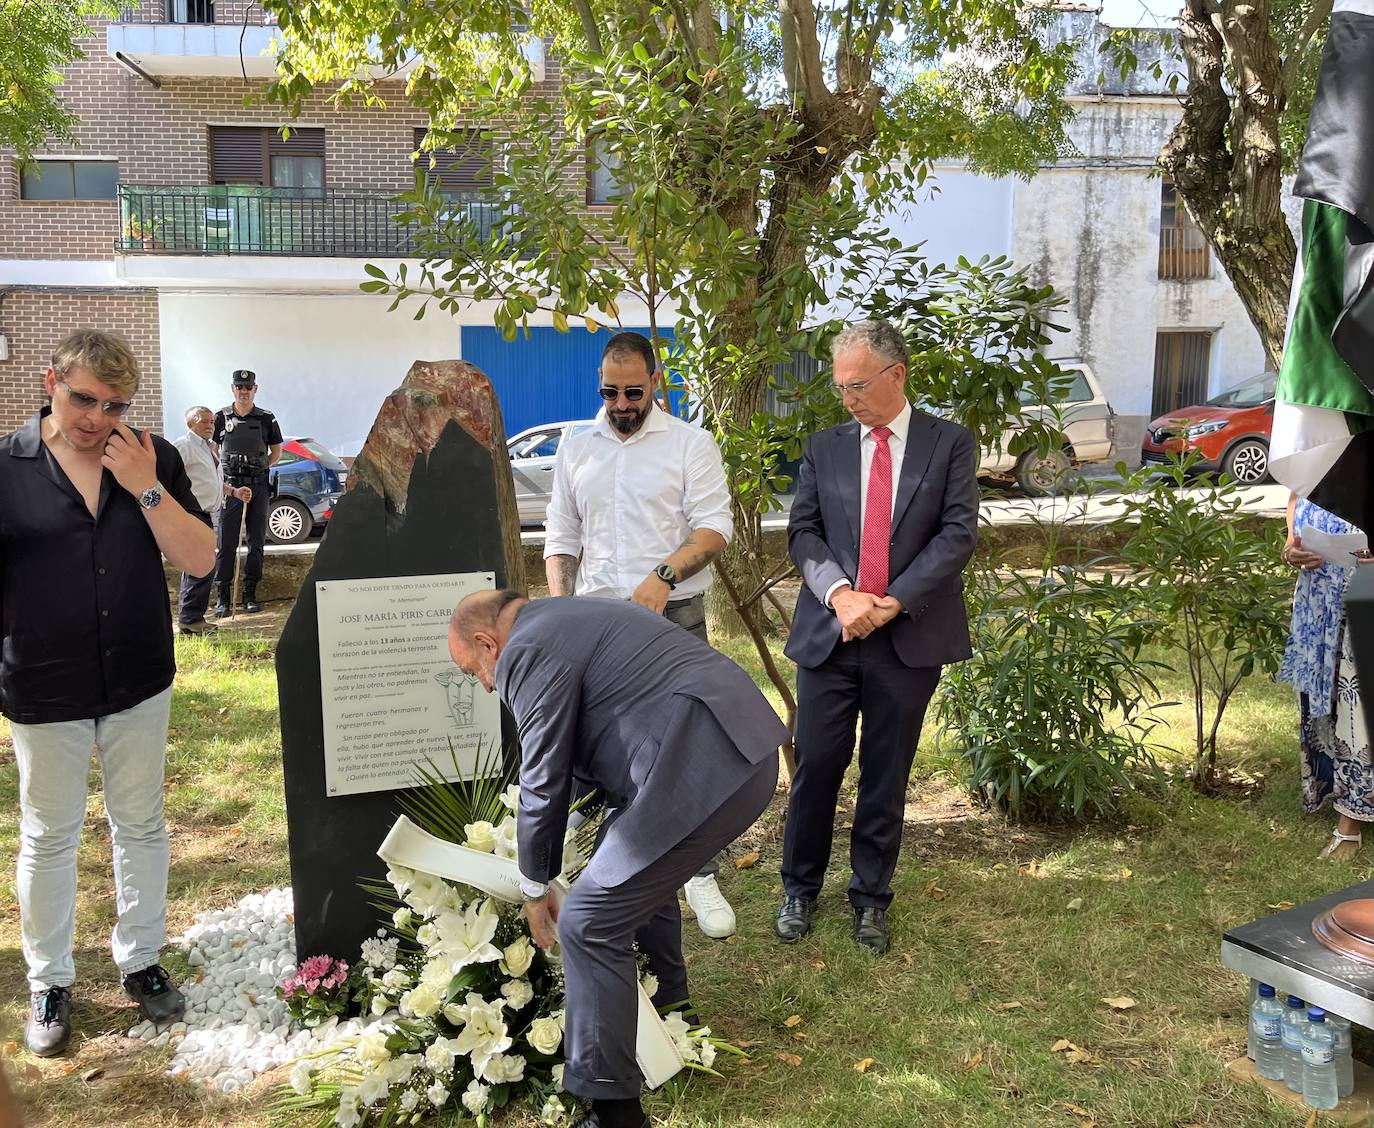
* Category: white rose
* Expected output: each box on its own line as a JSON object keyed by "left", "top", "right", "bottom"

{"left": 392, "top": 906, "right": 413, "bottom": 930}
{"left": 501, "top": 937, "right": 535, "bottom": 978}
{"left": 528, "top": 1016, "right": 563, "bottom": 1056}
{"left": 399, "top": 1089, "right": 420, "bottom": 1112}
{"left": 464, "top": 820, "right": 497, "bottom": 853}
{"left": 355, "top": 1029, "right": 393, "bottom": 1069}
{"left": 461, "top": 1080, "right": 490, "bottom": 1115}
{"left": 381, "top": 967, "right": 411, "bottom": 991}
{"left": 425, "top": 1080, "right": 449, "bottom": 1108}
{"left": 501, "top": 978, "right": 534, "bottom": 1010}
{"left": 401, "top": 981, "right": 442, "bottom": 1018}
{"left": 415, "top": 923, "right": 438, "bottom": 948}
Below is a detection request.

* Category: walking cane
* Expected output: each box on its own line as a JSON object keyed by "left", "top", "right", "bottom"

{"left": 228, "top": 488, "right": 249, "bottom": 621}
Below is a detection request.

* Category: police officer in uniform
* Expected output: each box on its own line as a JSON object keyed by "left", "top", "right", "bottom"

{"left": 212, "top": 369, "right": 282, "bottom": 615}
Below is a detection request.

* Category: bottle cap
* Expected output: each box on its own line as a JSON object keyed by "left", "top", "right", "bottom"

{"left": 1309, "top": 1007, "right": 1327, "bottom": 1021}
{"left": 1258, "top": 984, "right": 1276, "bottom": 997}
{"left": 1288, "top": 996, "right": 1305, "bottom": 1007}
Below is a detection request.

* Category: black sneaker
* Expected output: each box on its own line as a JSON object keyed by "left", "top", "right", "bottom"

{"left": 213, "top": 591, "right": 230, "bottom": 618}
{"left": 243, "top": 596, "right": 261, "bottom": 614}
{"left": 122, "top": 965, "right": 185, "bottom": 1025}
{"left": 26, "top": 986, "right": 72, "bottom": 1057}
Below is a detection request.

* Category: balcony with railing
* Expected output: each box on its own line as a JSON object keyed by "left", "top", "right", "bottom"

{"left": 107, "top": 0, "right": 284, "bottom": 78}
{"left": 117, "top": 185, "right": 512, "bottom": 258}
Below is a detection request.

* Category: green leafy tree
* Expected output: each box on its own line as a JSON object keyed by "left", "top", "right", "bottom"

{"left": 1106, "top": 1, "right": 1334, "bottom": 367}
{"left": 2, "top": 0, "right": 116, "bottom": 162}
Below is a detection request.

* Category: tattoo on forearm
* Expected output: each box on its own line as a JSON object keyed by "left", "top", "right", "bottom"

{"left": 546, "top": 554, "right": 579, "bottom": 596}
{"left": 670, "top": 531, "right": 726, "bottom": 583}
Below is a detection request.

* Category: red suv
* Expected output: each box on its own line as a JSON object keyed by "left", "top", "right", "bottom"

{"left": 1140, "top": 372, "right": 1277, "bottom": 484}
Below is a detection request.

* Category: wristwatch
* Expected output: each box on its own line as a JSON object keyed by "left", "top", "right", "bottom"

{"left": 519, "top": 878, "right": 550, "bottom": 902}
{"left": 654, "top": 563, "right": 678, "bottom": 590}
{"left": 138, "top": 484, "right": 164, "bottom": 510}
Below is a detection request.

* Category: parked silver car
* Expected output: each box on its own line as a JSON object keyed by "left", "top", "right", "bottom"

{"left": 507, "top": 419, "right": 595, "bottom": 525}
{"left": 978, "top": 361, "right": 1115, "bottom": 494}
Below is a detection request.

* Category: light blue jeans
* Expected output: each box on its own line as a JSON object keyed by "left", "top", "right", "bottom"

{"left": 12, "top": 687, "right": 173, "bottom": 992}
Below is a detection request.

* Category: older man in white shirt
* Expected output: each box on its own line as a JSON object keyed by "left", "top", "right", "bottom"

{"left": 544, "top": 331, "right": 740, "bottom": 941}
{"left": 172, "top": 406, "right": 242, "bottom": 635}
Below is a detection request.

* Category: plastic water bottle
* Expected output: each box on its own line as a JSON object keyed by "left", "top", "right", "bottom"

{"left": 1328, "top": 1013, "right": 1355, "bottom": 1098}
{"left": 1281, "top": 995, "right": 1307, "bottom": 1091}
{"left": 1301, "top": 1007, "right": 1339, "bottom": 1110}
{"left": 1251, "top": 984, "right": 1285, "bottom": 1080}
{"left": 1247, "top": 980, "right": 1259, "bottom": 1059}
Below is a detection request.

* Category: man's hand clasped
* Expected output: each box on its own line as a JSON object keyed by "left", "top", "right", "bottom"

{"left": 631, "top": 572, "right": 672, "bottom": 615}
{"left": 833, "top": 586, "right": 903, "bottom": 642}
{"left": 101, "top": 423, "right": 159, "bottom": 498}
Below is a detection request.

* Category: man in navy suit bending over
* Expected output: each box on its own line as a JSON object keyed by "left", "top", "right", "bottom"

{"left": 777, "top": 319, "right": 979, "bottom": 954}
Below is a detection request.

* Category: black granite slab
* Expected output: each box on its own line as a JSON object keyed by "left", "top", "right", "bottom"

{"left": 1223, "top": 879, "right": 1374, "bottom": 1001}
{"left": 276, "top": 419, "right": 518, "bottom": 963}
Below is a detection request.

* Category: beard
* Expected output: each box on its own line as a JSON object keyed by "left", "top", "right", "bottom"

{"left": 609, "top": 404, "right": 650, "bottom": 435}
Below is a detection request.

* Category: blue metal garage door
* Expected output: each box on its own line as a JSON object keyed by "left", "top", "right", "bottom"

{"left": 461, "top": 325, "right": 677, "bottom": 437}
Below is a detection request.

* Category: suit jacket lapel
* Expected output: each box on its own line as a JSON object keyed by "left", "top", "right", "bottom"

{"left": 834, "top": 423, "right": 862, "bottom": 549}
{"left": 891, "top": 412, "right": 938, "bottom": 531}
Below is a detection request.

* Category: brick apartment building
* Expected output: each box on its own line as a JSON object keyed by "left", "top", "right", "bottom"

{"left": 0, "top": 1, "right": 651, "bottom": 455}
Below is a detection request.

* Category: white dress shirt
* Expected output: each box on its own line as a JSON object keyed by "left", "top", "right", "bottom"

{"left": 824, "top": 400, "right": 912, "bottom": 607}
{"left": 173, "top": 431, "right": 223, "bottom": 516}
{"left": 543, "top": 404, "right": 734, "bottom": 600}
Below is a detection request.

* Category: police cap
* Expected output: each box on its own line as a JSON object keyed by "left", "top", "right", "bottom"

{"left": 231, "top": 369, "right": 257, "bottom": 387}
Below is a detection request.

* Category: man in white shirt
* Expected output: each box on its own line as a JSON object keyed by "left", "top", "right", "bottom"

{"left": 172, "top": 406, "right": 246, "bottom": 635}
{"left": 544, "top": 331, "right": 741, "bottom": 940}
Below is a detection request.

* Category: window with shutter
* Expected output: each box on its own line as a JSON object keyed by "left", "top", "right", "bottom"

{"left": 210, "top": 127, "right": 326, "bottom": 188}
{"left": 414, "top": 128, "right": 493, "bottom": 196}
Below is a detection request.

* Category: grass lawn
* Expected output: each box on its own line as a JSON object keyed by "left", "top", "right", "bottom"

{"left": 0, "top": 628, "right": 1358, "bottom": 1127}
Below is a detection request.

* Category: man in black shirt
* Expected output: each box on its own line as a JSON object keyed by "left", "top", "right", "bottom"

{"left": 0, "top": 330, "right": 215, "bottom": 1056}
{"left": 212, "top": 369, "right": 282, "bottom": 615}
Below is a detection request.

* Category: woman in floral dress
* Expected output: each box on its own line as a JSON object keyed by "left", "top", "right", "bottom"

{"left": 1279, "top": 493, "right": 1372, "bottom": 861}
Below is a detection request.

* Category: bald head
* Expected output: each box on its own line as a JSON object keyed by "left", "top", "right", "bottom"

{"left": 448, "top": 589, "right": 527, "bottom": 692}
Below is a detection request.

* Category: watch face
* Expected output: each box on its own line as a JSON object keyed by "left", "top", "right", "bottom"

{"left": 141, "top": 487, "right": 163, "bottom": 508}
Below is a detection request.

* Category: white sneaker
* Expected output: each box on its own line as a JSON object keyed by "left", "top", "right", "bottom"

{"left": 684, "top": 874, "right": 736, "bottom": 939}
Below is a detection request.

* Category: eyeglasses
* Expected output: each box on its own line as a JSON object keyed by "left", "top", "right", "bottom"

{"left": 60, "top": 380, "right": 132, "bottom": 417}
{"left": 830, "top": 362, "right": 900, "bottom": 398}
{"left": 598, "top": 386, "right": 647, "bottom": 402}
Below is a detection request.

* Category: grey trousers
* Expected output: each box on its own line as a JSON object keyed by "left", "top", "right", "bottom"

{"left": 663, "top": 595, "right": 719, "bottom": 882}
{"left": 558, "top": 754, "right": 778, "bottom": 1100}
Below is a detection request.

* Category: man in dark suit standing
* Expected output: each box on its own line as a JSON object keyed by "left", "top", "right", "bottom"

{"left": 776, "top": 319, "right": 978, "bottom": 955}
{"left": 448, "top": 591, "right": 785, "bottom": 1128}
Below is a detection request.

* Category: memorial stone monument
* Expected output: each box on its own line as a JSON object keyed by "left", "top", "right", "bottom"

{"left": 276, "top": 360, "right": 526, "bottom": 962}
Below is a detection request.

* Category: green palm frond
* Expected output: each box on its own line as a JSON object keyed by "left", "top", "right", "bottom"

{"left": 399, "top": 736, "right": 517, "bottom": 842}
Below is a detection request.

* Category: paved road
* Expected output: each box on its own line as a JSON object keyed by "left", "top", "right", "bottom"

{"left": 264, "top": 482, "right": 1289, "bottom": 558}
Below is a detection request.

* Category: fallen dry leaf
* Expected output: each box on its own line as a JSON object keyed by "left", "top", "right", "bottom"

{"left": 1120, "top": 867, "right": 1132, "bottom": 879}
{"left": 921, "top": 793, "right": 937, "bottom": 802}
{"left": 995, "top": 1001, "right": 1023, "bottom": 1011}
{"left": 1064, "top": 1049, "right": 1102, "bottom": 1065}
{"left": 791, "top": 1032, "right": 809, "bottom": 1042}
{"left": 735, "top": 1040, "right": 760, "bottom": 1049}
{"left": 1058, "top": 1102, "right": 1093, "bottom": 1117}
{"left": 1304, "top": 1113, "right": 1318, "bottom": 1128}
{"left": 1020, "top": 859, "right": 1040, "bottom": 877}
{"left": 1266, "top": 901, "right": 1296, "bottom": 911}
{"left": 783, "top": 1014, "right": 803, "bottom": 1028}
{"left": 1011, "top": 833, "right": 1028, "bottom": 843}
{"left": 0, "top": 1041, "right": 17, "bottom": 1057}
{"left": 934, "top": 827, "right": 946, "bottom": 838}
{"left": 1101, "top": 996, "right": 1137, "bottom": 1011}
{"left": 810, "top": 957, "right": 825, "bottom": 970}
{"left": 1150, "top": 922, "right": 1174, "bottom": 933}
{"left": 854, "top": 1058, "right": 876, "bottom": 1073}
{"left": 923, "top": 878, "right": 948, "bottom": 901}
{"left": 965, "top": 1049, "right": 985, "bottom": 1071}
{"left": 1050, "top": 1039, "right": 1075, "bottom": 1054}
{"left": 1066, "top": 897, "right": 1084, "bottom": 912}
{"left": 776, "top": 1052, "right": 802, "bottom": 1067}
{"left": 734, "top": 850, "right": 760, "bottom": 870}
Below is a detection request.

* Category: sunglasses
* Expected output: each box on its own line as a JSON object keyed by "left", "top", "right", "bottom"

{"left": 598, "top": 386, "right": 647, "bottom": 402}
{"left": 60, "top": 380, "right": 132, "bottom": 417}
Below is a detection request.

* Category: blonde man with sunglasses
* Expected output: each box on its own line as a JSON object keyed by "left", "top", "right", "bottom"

{"left": 0, "top": 330, "right": 213, "bottom": 1056}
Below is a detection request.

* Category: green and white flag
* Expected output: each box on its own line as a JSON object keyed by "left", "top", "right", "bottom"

{"left": 1272, "top": 0, "right": 1374, "bottom": 531}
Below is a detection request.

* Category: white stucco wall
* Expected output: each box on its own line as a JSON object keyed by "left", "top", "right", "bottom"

{"left": 158, "top": 292, "right": 460, "bottom": 457}
{"left": 1011, "top": 97, "right": 1269, "bottom": 449}
{"left": 884, "top": 171, "right": 1014, "bottom": 267}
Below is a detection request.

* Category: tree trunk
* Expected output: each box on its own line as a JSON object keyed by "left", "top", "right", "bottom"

{"left": 1160, "top": 0, "right": 1296, "bottom": 368}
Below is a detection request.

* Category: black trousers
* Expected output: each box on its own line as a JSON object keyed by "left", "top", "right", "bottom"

{"left": 781, "top": 628, "right": 941, "bottom": 910}
{"left": 177, "top": 510, "right": 220, "bottom": 624}
{"left": 214, "top": 479, "right": 270, "bottom": 589}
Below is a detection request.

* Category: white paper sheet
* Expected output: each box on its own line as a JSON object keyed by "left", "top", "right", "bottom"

{"left": 1297, "top": 525, "right": 1369, "bottom": 567}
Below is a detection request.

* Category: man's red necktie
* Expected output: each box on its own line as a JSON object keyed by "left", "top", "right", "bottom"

{"left": 856, "top": 425, "right": 892, "bottom": 595}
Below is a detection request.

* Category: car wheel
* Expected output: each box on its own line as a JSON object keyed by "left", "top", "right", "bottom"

{"left": 1014, "top": 447, "right": 1075, "bottom": 496}
{"left": 267, "top": 498, "right": 313, "bottom": 545}
{"left": 1222, "top": 438, "right": 1270, "bottom": 484}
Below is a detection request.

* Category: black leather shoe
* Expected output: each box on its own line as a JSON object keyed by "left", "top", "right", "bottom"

{"left": 123, "top": 965, "right": 185, "bottom": 1024}
{"left": 853, "top": 907, "right": 890, "bottom": 954}
{"left": 213, "top": 589, "right": 230, "bottom": 618}
{"left": 26, "top": 986, "right": 72, "bottom": 1057}
{"left": 775, "top": 895, "right": 815, "bottom": 943}
{"left": 243, "top": 597, "right": 261, "bottom": 614}
{"left": 572, "top": 1105, "right": 649, "bottom": 1128}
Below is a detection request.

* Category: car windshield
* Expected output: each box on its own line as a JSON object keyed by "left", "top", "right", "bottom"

{"left": 1206, "top": 374, "right": 1276, "bottom": 408}
{"left": 294, "top": 438, "right": 345, "bottom": 469}
{"left": 1017, "top": 369, "right": 1091, "bottom": 406}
